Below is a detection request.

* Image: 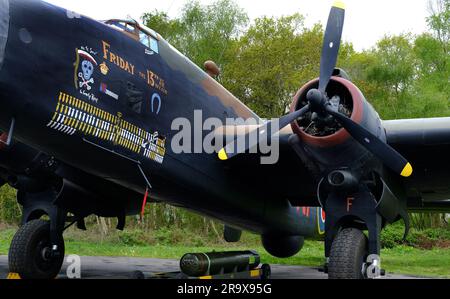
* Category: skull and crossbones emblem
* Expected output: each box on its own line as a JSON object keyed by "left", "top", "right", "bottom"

{"left": 78, "top": 60, "right": 94, "bottom": 90}
{"left": 76, "top": 49, "right": 98, "bottom": 91}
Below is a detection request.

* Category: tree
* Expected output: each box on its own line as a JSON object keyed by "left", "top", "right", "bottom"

{"left": 409, "top": 0, "right": 450, "bottom": 119}
{"left": 221, "top": 14, "right": 310, "bottom": 118}
{"left": 0, "top": 185, "right": 20, "bottom": 225}
{"left": 221, "top": 16, "right": 358, "bottom": 118}
{"left": 141, "top": 11, "right": 184, "bottom": 44}
{"left": 368, "top": 35, "right": 416, "bottom": 97}
{"left": 142, "top": 0, "right": 249, "bottom": 70}
{"left": 414, "top": 33, "right": 446, "bottom": 75}
{"left": 413, "top": 33, "right": 449, "bottom": 119}
{"left": 341, "top": 50, "right": 378, "bottom": 95}
{"left": 427, "top": 0, "right": 450, "bottom": 57}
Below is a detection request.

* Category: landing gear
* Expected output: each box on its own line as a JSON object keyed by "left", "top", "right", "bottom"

{"left": 260, "top": 263, "right": 272, "bottom": 279}
{"left": 8, "top": 189, "right": 69, "bottom": 279}
{"left": 323, "top": 184, "right": 385, "bottom": 279}
{"left": 328, "top": 228, "right": 368, "bottom": 279}
{"left": 9, "top": 219, "right": 65, "bottom": 279}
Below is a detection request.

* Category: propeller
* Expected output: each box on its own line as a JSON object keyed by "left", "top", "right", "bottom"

{"left": 323, "top": 105, "right": 412, "bottom": 177}
{"left": 319, "top": 1, "right": 346, "bottom": 94}
{"left": 218, "top": 1, "right": 413, "bottom": 178}
{"left": 218, "top": 105, "right": 310, "bottom": 161}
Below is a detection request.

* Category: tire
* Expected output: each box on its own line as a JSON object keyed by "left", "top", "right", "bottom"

{"left": 130, "top": 271, "right": 145, "bottom": 280}
{"left": 261, "top": 264, "right": 271, "bottom": 279}
{"left": 9, "top": 219, "right": 65, "bottom": 279}
{"left": 328, "top": 228, "right": 368, "bottom": 279}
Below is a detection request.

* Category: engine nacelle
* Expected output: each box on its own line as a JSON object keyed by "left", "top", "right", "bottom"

{"left": 290, "top": 77, "right": 384, "bottom": 173}
{"left": 261, "top": 235, "right": 304, "bottom": 258}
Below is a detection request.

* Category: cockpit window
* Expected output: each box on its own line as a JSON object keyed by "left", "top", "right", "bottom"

{"left": 105, "top": 19, "right": 160, "bottom": 53}
{"left": 138, "top": 30, "right": 159, "bottom": 53}
{"left": 105, "top": 20, "right": 138, "bottom": 40}
{"left": 149, "top": 36, "right": 159, "bottom": 54}
{"left": 107, "top": 21, "right": 134, "bottom": 33}
{"left": 139, "top": 31, "right": 151, "bottom": 48}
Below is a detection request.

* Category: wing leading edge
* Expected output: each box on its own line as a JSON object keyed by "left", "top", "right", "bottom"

{"left": 384, "top": 117, "right": 450, "bottom": 212}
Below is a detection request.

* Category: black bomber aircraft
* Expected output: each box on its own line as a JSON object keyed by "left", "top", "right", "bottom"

{"left": 0, "top": 0, "right": 449, "bottom": 279}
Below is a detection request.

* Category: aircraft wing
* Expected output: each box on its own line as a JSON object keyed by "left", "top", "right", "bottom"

{"left": 213, "top": 124, "right": 320, "bottom": 206}
{"left": 384, "top": 117, "right": 450, "bottom": 212}
{"left": 214, "top": 117, "right": 450, "bottom": 211}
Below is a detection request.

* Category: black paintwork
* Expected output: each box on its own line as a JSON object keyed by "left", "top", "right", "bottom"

{"left": 0, "top": 0, "right": 323, "bottom": 238}
{"left": 0, "top": 0, "right": 448, "bottom": 247}
{"left": 384, "top": 118, "right": 450, "bottom": 210}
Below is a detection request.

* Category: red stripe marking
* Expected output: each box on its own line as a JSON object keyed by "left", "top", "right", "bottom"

{"left": 140, "top": 188, "right": 149, "bottom": 219}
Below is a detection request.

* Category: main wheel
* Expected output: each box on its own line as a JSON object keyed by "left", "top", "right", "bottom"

{"left": 9, "top": 219, "right": 65, "bottom": 279}
{"left": 328, "top": 228, "right": 368, "bottom": 279}
{"left": 261, "top": 264, "right": 271, "bottom": 279}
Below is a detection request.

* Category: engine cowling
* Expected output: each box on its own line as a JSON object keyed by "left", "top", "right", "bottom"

{"left": 261, "top": 235, "right": 304, "bottom": 258}
{"left": 290, "top": 77, "right": 385, "bottom": 171}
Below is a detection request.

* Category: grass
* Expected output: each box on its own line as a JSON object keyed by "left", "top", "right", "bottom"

{"left": 1, "top": 226, "right": 449, "bottom": 278}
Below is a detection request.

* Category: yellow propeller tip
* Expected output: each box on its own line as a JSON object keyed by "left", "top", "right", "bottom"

{"left": 218, "top": 149, "right": 228, "bottom": 161}
{"left": 401, "top": 163, "right": 413, "bottom": 178}
{"left": 333, "top": 1, "right": 346, "bottom": 10}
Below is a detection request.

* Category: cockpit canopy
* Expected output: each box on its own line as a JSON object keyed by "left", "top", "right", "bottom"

{"left": 103, "top": 19, "right": 160, "bottom": 54}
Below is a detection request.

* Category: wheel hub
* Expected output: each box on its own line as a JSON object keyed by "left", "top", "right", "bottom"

{"left": 41, "top": 246, "right": 52, "bottom": 262}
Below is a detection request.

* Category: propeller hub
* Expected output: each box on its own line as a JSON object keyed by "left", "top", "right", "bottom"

{"left": 307, "top": 89, "right": 327, "bottom": 113}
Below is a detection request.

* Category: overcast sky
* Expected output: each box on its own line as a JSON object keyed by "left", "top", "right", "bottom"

{"left": 44, "top": 0, "right": 430, "bottom": 51}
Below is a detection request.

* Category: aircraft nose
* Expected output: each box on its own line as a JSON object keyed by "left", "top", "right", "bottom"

{"left": 0, "top": 0, "right": 9, "bottom": 72}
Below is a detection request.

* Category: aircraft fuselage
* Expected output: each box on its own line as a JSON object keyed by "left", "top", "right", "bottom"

{"left": 0, "top": 0, "right": 322, "bottom": 237}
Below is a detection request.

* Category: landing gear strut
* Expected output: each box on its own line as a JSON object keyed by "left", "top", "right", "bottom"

{"left": 324, "top": 185, "right": 384, "bottom": 279}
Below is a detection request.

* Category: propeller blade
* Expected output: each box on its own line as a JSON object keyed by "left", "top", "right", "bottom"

{"left": 218, "top": 105, "right": 310, "bottom": 160}
{"left": 325, "top": 105, "right": 413, "bottom": 177}
{"left": 319, "top": 1, "right": 346, "bottom": 93}
{"left": 278, "top": 104, "right": 311, "bottom": 131}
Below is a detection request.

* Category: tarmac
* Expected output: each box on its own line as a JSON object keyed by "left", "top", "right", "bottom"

{"left": 0, "top": 255, "right": 423, "bottom": 279}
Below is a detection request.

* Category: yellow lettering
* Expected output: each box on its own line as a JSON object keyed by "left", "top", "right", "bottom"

{"left": 119, "top": 57, "right": 126, "bottom": 69}
{"left": 147, "top": 70, "right": 155, "bottom": 87}
{"left": 102, "top": 43, "right": 136, "bottom": 76}
{"left": 110, "top": 52, "right": 117, "bottom": 65}
{"left": 102, "top": 41, "right": 110, "bottom": 60}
